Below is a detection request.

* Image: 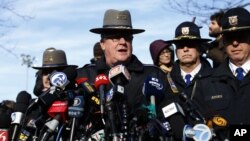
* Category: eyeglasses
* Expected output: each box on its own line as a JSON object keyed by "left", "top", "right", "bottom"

{"left": 223, "top": 32, "right": 250, "bottom": 46}
{"left": 102, "top": 34, "right": 133, "bottom": 42}
{"left": 160, "top": 49, "right": 171, "bottom": 56}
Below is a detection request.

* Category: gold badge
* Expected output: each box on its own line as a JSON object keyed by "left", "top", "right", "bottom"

{"left": 181, "top": 27, "right": 189, "bottom": 35}
{"left": 228, "top": 16, "right": 238, "bottom": 26}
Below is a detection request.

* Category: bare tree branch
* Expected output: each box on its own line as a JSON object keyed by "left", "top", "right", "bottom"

{"left": 166, "top": 0, "right": 250, "bottom": 25}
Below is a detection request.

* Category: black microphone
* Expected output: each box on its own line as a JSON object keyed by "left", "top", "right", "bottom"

{"left": 68, "top": 96, "right": 84, "bottom": 141}
{"left": 161, "top": 100, "right": 186, "bottom": 140}
{"left": 142, "top": 76, "right": 164, "bottom": 119}
{"left": 179, "top": 92, "right": 206, "bottom": 124}
{"left": 11, "top": 91, "right": 31, "bottom": 141}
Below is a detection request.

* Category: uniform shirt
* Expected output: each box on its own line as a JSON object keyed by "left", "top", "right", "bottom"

{"left": 181, "top": 63, "right": 201, "bottom": 83}
{"left": 229, "top": 59, "right": 250, "bottom": 77}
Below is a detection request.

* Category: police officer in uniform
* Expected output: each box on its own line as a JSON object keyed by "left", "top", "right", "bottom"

{"left": 193, "top": 7, "right": 250, "bottom": 140}
{"left": 77, "top": 9, "right": 168, "bottom": 140}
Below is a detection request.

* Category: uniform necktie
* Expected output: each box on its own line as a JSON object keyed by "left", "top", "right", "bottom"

{"left": 236, "top": 67, "right": 244, "bottom": 80}
{"left": 185, "top": 74, "right": 192, "bottom": 86}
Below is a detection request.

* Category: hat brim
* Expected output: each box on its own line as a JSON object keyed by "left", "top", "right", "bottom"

{"left": 90, "top": 28, "right": 145, "bottom": 34}
{"left": 221, "top": 26, "right": 250, "bottom": 33}
{"left": 165, "top": 38, "right": 211, "bottom": 44}
{"left": 32, "top": 64, "right": 78, "bottom": 70}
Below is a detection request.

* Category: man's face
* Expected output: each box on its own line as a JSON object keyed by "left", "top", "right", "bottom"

{"left": 100, "top": 33, "right": 133, "bottom": 66}
{"left": 209, "top": 20, "right": 221, "bottom": 37}
{"left": 175, "top": 41, "right": 201, "bottom": 66}
{"left": 223, "top": 31, "right": 250, "bottom": 66}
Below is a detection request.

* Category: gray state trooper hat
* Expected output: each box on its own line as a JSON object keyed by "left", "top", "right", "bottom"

{"left": 32, "top": 47, "right": 77, "bottom": 69}
{"left": 90, "top": 9, "right": 145, "bottom": 34}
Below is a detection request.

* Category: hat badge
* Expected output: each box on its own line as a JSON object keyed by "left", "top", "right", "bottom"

{"left": 117, "top": 13, "right": 128, "bottom": 20}
{"left": 228, "top": 16, "right": 238, "bottom": 26}
{"left": 181, "top": 27, "right": 190, "bottom": 35}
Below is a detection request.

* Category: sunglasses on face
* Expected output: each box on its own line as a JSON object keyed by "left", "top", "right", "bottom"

{"left": 223, "top": 32, "right": 250, "bottom": 46}
{"left": 41, "top": 68, "right": 63, "bottom": 75}
{"left": 175, "top": 41, "right": 200, "bottom": 49}
{"left": 102, "top": 34, "right": 133, "bottom": 42}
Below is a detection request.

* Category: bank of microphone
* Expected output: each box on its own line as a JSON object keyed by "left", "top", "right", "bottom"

{"left": 11, "top": 91, "right": 31, "bottom": 141}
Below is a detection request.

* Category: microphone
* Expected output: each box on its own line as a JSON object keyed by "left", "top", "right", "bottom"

{"left": 11, "top": 91, "right": 31, "bottom": 141}
{"left": 68, "top": 96, "right": 84, "bottom": 141}
{"left": 108, "top": 65, "right": 131, "bottom": 140}
{"left": 179, "top": 92, "right": 206, "bottom": 123}
{"left": 161, "top": 101, "right": 186, "bottom": 140}
{"left": 183, "top": 124, "right": 212, "bottom": 141}
{"left": 76, "top": 78, "right": 100, "bottom": 109}
{"left": 108, "top": 64, "right": 131, "bottom": 86}
{"left": 94, "top": 74, "right": 109, "bottom": 118}
{"left": 39, "top": 99, "right": 68, "bottom": 141}
{"left": 47, "top": 100, "right": 68, "bottom": 122}
{"left": 142, "top": 76, "right": 164, "bottom": 118}
{"left": 0, "top": 113, "right": 11, "bottom": 141}
{"left": 39, "top": 115, "right": 61, "bottom": 141}
{"left": 207, "top": 115, "right": 228, "bottom": 141}
{"left": 49, "top": 71, "right": 69, "bottom": 90}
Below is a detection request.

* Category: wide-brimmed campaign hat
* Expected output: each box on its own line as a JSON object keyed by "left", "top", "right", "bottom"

{"left": 90, "top": 9, "right": 145, "bottom": 34}
{"left": 32, "top": 47, "right": 78, "bottom": 69}
{"left": 165, "top": 21, "right": 211, "bottom": 44}
{"left": 221, "top": 7, "right": 250, "bottom": 33}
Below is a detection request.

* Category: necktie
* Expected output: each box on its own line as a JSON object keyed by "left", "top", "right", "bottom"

{"left": 236, "top": 67, "right": 244, "bottom": 80}
{"left": 185, "top": 74, "right": 192, "bottom": 86}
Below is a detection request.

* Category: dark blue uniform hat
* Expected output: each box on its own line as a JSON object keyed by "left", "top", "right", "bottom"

{"left": 165, "top": 21, "right": 211, "bottom": 44}
{"left": 221, "top": 7, "right": 250, "bottom": 33}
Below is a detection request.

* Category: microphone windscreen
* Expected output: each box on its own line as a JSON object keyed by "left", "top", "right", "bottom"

{"left": 94, "top": 74, "right": 109, "bottom": 89}
{"left": 143, "top": 76, "right": 164, "bottom": 99}
{"left": 14, "top": 91, "right": 31, "bottom": 112}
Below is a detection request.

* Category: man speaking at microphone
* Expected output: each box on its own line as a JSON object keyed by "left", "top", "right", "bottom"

{"left": 77, "top": 9, "right": 168, "bottom": 140}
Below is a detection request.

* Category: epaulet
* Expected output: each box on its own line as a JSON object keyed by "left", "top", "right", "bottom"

{"left": 143, "top": 64, "right": 159, "bottom": 68}
{"left": 81, "top": 63, "right": 96, "bottom": 68}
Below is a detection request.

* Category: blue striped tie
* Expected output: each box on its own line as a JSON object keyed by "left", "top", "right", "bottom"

{"left": 236, "top": 67, "right": 244, "bottom": 80}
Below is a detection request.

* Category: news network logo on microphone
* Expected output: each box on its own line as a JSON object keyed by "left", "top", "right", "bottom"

{"left": 230, "top": 125, "right": 250, "bottom": 141}
{"left": 0, "top": 129, "right": 8, "bottom": 141}
{"left": 49, "top": 71, "right": 69, "bottom": 88}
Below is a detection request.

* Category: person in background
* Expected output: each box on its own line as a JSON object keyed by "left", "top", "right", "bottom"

{"left": 149, "top": 39, "right": 174, "bottom": 73}
{"left": 193, "top": 7, "right": 250, "bottom": 140}
{"left": 33, "top": 47, "right": 78, "bottom": 96}
{"left": 77, "top": 9, "right": 171, "bottom": 140}
{"left": 90, "top": 42, "right": 104, "bottom": 64}
{"left": 207, "top": 10, "right": 227, "bottom": 68}
{"left": 31, "top": 47, "right": 78, "bottom": 140}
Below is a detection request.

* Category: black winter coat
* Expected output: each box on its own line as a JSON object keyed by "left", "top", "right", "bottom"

{"left": 169, "top": 57, "right": 213, "bottom": 99}
{"left": 194, "top": 59, "right": 250, "bottom": 124}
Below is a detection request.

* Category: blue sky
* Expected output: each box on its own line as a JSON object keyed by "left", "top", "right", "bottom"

{"left": 0, "top": 0, "right": 214, "bottom": 101}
